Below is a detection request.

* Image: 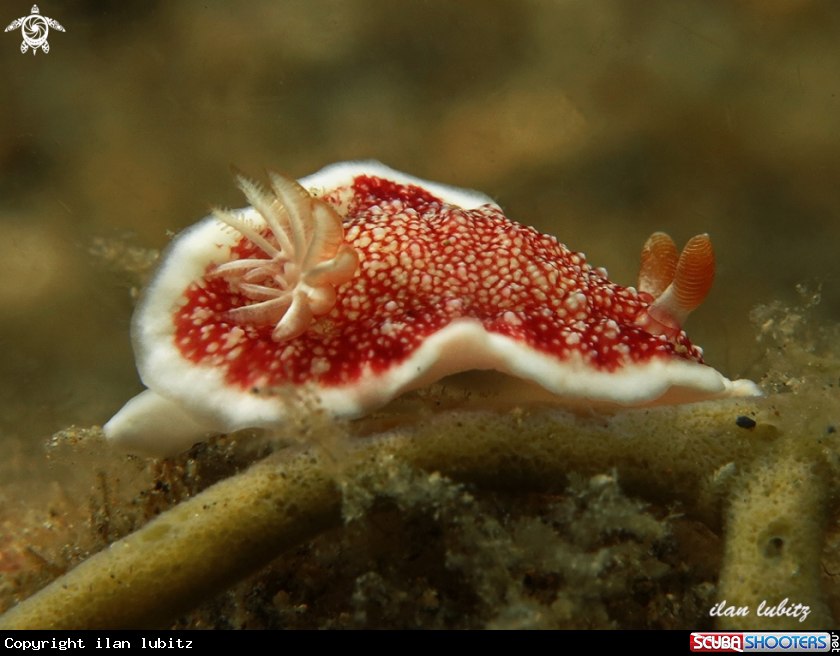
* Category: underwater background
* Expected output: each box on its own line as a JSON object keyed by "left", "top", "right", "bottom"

{"left": 1, "top": 0, "right": 840, "bottom": 629}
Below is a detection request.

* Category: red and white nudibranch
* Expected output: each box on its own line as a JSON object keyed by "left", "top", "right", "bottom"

{"left": 104, "top": 161, "right": 759, "bottom": 456}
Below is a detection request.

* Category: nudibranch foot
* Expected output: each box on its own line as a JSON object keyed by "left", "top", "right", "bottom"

{"left": 105, "top": 160, "right": 760, "bottom": 457}
{"left": 103, "top": 389, "right": 220, "bottom": 457}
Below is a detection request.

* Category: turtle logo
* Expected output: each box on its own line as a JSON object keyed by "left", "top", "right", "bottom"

{"left": 4, "top": 5, "right": 65, "bottom": 55}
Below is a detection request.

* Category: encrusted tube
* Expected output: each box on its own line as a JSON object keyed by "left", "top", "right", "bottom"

{"left": 716, "top": 452, "right": 832, "bottom": 630}
{"left": 1, "top": 397, "right": 778, "bottom": 629}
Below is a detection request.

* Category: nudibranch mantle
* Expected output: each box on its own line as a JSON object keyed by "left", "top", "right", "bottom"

{"left": 104, "top": 161, "right": 759, "bottom": 456}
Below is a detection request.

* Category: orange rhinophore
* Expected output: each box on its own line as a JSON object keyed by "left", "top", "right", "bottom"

{"left": 636, "top": 232, "right": 715, "bottom": 340}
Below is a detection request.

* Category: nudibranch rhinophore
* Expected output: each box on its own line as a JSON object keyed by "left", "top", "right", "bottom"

{"left": 104, "top": 161, "right": 760, "bottom": 456}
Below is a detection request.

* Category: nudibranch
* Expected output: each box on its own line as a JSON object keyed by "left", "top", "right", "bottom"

{"left": 104, "top": 161, "right": 759, "bottom": 456}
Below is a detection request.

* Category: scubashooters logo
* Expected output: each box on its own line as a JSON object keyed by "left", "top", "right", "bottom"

{"left": 690, "top": 632, "right": 833, "bottom": 653}
{"left": 4, "top": 5, "right": 64, "bottom": 54}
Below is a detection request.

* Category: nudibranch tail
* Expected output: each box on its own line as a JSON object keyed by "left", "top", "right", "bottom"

{"left": 211, "top": 170, "right": 360, "bottom": 343}
{"left": 635, "top": 232, "right": 716, "bottom": 339}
